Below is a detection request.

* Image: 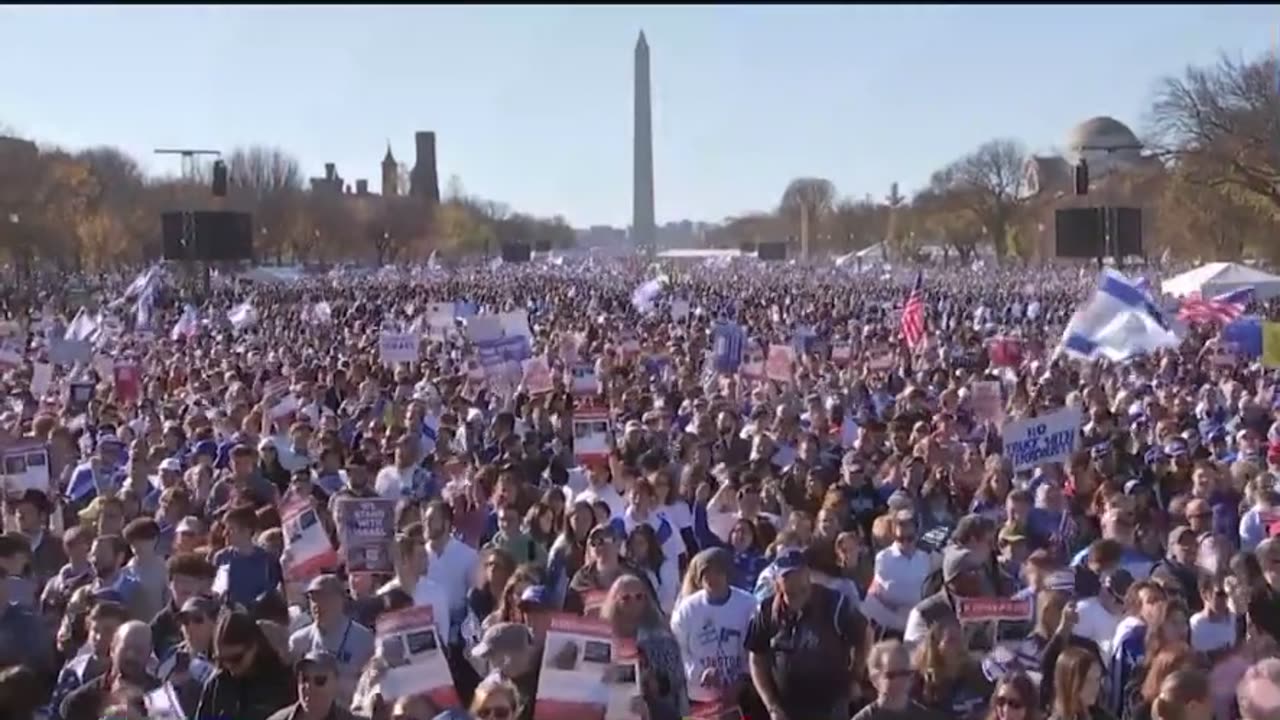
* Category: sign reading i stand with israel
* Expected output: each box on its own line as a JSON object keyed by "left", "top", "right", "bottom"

{"left": 1001, "top": 406, "right": 1082, "bottom": 472}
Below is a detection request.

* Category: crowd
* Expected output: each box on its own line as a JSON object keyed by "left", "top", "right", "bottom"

{"left": 0, "top": 257, "right": 1279, "bottom": 720}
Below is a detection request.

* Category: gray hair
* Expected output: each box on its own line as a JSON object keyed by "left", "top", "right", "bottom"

{"left": 1239, "top": 658, "right": 1280, "bottom": 720}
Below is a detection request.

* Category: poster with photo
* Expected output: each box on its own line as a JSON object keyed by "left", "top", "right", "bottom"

{"left": 281, "top": 493, "right": 338, "bottom": 582}
{"left": 573, "top": 409, "right": 612, "bottom": 467}
{"left": 2, "top": 441, "right": 50, "bottom": 495}
{"left": 333, "top": 498, "right": 396, "bottom": 574}
{"left": 536, "top": 614, "right": 637, "bottom": 720}
{"left": 376, "top": 605, "right": 459, "bottom": 709}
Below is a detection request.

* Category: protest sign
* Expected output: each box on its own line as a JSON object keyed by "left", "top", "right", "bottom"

{"left": 523, "top": 356, "right": 554, "bottom": 395}
{"left": 426, "top": 302, "right": 455, "bottom": 338}
{"left": 333, "top": 497, "right": 396, "bottom": 574}
{"left": 30, "top": 362, "right": 53, "bottom": 398}
{"left": 376, "top": 605, "right": 459, "bottom": 708}
{"left": 281, "top": 493, "right": 338, "bottom": 583}
{"left": 498, "top": 310, "right": 532, "bottom": 340}
{"left": 765, "top": 344, "right": 794, "bottom": 383}
{"left": 2, "top": 441, "right": 50, "bottom": 495}
{"left": 971, "top": 380, "right": 1003, "bottom": 423}
{"left": 113, "top": 362, "right": 140, "bottom": 404}
{"left": 379, "top": 332, "right": 419, "bottom": 364}
{"left": 1001, "top": 407, "right": 1081, "bottom": 471}
{"left": 536, "top": 614, "right": 627, "bottom": 720}
{"left": 740, "top": 346, "right": 765, "bottom": 381}
{"left": 867, "top": 351, "right": 895, "bottom": 371}
{"left": 570, "top": 363, "right": 600, "bottom": 396}
{"left": 956, "top": 597, "right": 1034, "bottom": 624}
{"left": 48, "top": 338, "right": 91, "bottom": 367}
{"left": 573, "top": 409, "right": 611, "bottom": 467}
{"left": 466, "top": 315, "right": 504, "bottom": 344}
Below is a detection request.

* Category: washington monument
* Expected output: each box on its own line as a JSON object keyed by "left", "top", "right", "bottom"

{"left": 632, "top": 30, "right": 655, "bottom": 253}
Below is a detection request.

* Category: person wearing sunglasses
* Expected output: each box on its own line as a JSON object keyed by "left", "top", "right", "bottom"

{"left": 469, "top": 674, "right": 523, "bottom": 720}
{"left": 852, "top": 639, "right": 946, "bottom": 720}
{"left": 565, "top": 524, "right": 654, "bottom": 616}
{"left": 196, "top": 610, "right": 296, "bottom": 720}
{"left": 164, "top": 594, "right": 220, "bottom": 717}
{"left": 265, "top": 650, "right": 361, "bottom": 720}
{"left": 985, "top": 671, "right": 1041, "bottom": 720}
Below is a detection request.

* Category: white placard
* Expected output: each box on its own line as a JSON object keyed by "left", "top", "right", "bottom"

{"left": 3, "top": 442, "right": 50, "bottom": 495}
{"left": 570, "top": 364, "right": 599, "bottom": 396}
{"left": 536, "top": 614, "right": 632, "bottom": 720}
{"left": 379, "top": 332, "right": 419, "bottom": 364}
{"left": 573, "top": 411, "right": 611, "bottom": 463}
{"left": 465, "top": 315, "right": 503, "bottom": 344}
{"left": 30, "top": 362, "right": 53, "bottom": 397}
{"left": 971, "top": 380, "right": 1003, "bottom": 423}
{"left": 523, "top": 356, "right": 554, "bottom": 395}
{"left": 1001, "top": 406, "right": 1082, "bottom": 472}
{"left": 376, "top": 605, "right": 459, "bottom": 708}
{"left": 765, "top": 344, "right": 794, "bottom": 383}
{"left": 498, "top": 310, "right": 532, "bottom": 340}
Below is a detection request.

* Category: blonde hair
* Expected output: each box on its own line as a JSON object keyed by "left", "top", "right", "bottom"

{"left": 471, "top": 674, "right": 522, "bottom": 716}
{"left": 601, "top": 574, "right": 664, "bottom": 632}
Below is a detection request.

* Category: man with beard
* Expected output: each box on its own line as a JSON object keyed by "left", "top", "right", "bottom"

{"left": 60, "top": 620, "right": 159, "bottom": 720}
{"left": 49, "top": 600, "right": 128, "bottom": 719}
{"left": 87, "top": 534, "right": 146, "bottom": 621}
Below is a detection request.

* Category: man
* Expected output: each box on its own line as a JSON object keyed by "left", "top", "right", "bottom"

{"left": 1073, "top": 569, "right": 1131, "bottom": 659}
{"left": 60, "top": 619, "right": 159, "bottom": 720}
{"left": 49, "top": 600, "right": 128, "bottom": 720}
{"left": 206, "top": 444, "right": 278, "bottom": 516}
{"left": 40, "top": 525, "right": 93, "bottom": 623}
{"left": 1071, "top": 501, "right": 1155, "bottom": 580}
{"left": 327, "top": 452, "right": 380, "bottom": 515}
{"left": 374, "top": 434, "right": 432, "bottom": 501}
{"left": 378, "top": 532, "right": 450, "bottom": 642}
{"left": 0, "top": 532, "right": 38, "bottom": 609}
{"left": 164, "top": 595, "right": 221, "bottom": 718}
{"left": 13, "top": 489, "right": 66, "bottom": 586}
{"left": 152, "top": 553, "right": 216, "bottom": 657}
{"left": 424, "top": 500, "right": 479, "bottom": 645}
{"left": 211, "top": 505, "right": 283, "bottom": 609}
{"left": 287, "top": 574, "right": 375, "bottom": 709}
{"left": 1238, "top": 657, "right": 1280, "bottom": 720}
{"left": 267, "top": 650, "right": 361, "bottom": 720}
{"left": 1151, "top": 526, "right": 1201, "bottom": 612}
{"left": 122, "top": 517, "right": 169, "bottom": 622}
{"left": 862, "top": 509, "right": 930, "bottom": 636}
{"left": 670, "top": 547, "right": 757, "bottom": 712}
{"left": 852, "top": 639, "right": 948, "bottom": 720}
{"left": 87, "top": 534, "right": 146, "bottom": 620}
{"left": 745, "top": 550, "right": 867, "bottom": 720}
{"left": 903, "top": 546, "right": 987, "bottom": 646}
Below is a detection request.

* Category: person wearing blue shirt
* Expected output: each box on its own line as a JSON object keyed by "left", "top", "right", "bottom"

{"left": 211, "top": 506, "right": 283, "bottom": 610}
{"left": 1107, "top": 580, "right": 1168, "bottom": 715}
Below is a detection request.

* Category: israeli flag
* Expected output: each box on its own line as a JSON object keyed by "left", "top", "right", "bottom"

{"left": 135, "top": 285, "right": 155, "bottom": 331}
{"left": 630, "top": 275, "right": 668, "bottom": 315}
{"left": 1058, "top": 270, "right": 1181, "bottom": 361}
{"left": 64, "top": 308, "right": 100, "bottom": 343}
{"left": 171, "top": 304, "right": 199, "bottom": 341}
{"left": 227, "top": 302, "right": 258, "bottom": 331}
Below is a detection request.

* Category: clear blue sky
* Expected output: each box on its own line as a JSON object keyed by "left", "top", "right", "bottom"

{"left": 1, "top": 5, "right": 1275, "bottom": 228}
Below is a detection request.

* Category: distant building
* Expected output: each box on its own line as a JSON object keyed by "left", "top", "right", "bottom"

{"left": 382, "top": 144, "right": 398, "bottom": 197}
{"left": 410, "top": 131, "right": 440, "bottom": 204}
{"left": 1022, "top": 116, "right": 1163, "bottom": 260}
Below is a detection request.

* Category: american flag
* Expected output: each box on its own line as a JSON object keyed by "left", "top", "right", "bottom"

{"left": 1177, "top": 286, "right": 1253, "bottom": 324}
{"left": 901, "top": 270, "right": 926, "bottom": 348}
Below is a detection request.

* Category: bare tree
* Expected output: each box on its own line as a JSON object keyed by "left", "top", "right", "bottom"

{"left": 779, "top": 177, "right": 837, "bottom": 223}
{"left": 936, "top": 138, "right": 1027, "bottom": 258}
{"left": 1147, "top": 52, "right": 1280, "bottom": 218}
{"left": 224, "top": 146, "right": 303, "bottom": 197}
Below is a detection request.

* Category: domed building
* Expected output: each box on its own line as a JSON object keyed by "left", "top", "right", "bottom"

{"left": 1021, "top": 116, "right": 1163, "bottom": 259}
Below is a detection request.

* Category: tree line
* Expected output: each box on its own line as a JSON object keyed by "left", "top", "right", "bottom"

{"left": 709, "top": 51, "right": 1280, "bottom": 264}
{"left": 0, "top": 139, "right": 576, "bottom": 272}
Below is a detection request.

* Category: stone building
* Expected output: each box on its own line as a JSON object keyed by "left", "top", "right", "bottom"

{"left": 1021, "top": 116, "right": 1164, "bottom": 260}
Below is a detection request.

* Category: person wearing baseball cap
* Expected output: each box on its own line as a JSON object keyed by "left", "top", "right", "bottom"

{"left": 264, "top": 650, "right": 361, "bottom": 720}
{"left": 744, "top": 547, "right": 867, "bottom": 720}
{"left": 288, "top": 574, "right": 375, "bottom": 709}
{"left": 903, "top": 547, "right": 987, "bottom": 645}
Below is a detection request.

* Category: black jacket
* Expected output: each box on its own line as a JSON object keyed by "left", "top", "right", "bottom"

{"left": 60, "top": 673, "right": 160, "bottom": 720}
{"left": 152, "top": 601, "right": 182, "bottom": 658}
{"left": 195, "top": 648, "right": 296, "bottom": 720}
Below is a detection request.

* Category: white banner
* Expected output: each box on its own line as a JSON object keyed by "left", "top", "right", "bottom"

{"left": 379, "top": 332, "right": 419, "bottom": 364}
{"left": 1001, "top": 406, "right": 1082, "bottom": 472}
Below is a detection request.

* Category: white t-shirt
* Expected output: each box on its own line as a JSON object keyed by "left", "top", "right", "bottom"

{"left": 374, "top": 464, "right": 416, "bottom": 500}
{"left": 862, "top": 543, "right": 930, "bottom": 632}
{"left": 669, "top": 588, "right": 757, "bottom": 704}
{"left": 1189, "top": 610, "right": 1236, "bottom": 655}
{"left": 575, "top": 483, "right": 626, "bottom": 519}
{"left": 378, "top": 575, "right": 452, "bottom": 642}
{"left": 1074, "top": 597, "right": 1122, "bottom": 661}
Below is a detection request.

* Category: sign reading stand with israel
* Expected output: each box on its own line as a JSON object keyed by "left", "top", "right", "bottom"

{"left": 1001, "top": 406, "right": 1082, "bottom": 472}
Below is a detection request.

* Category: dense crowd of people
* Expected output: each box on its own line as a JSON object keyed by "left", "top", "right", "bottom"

{"left": 1, "top": 257, "right": 1280, "bottom": 720}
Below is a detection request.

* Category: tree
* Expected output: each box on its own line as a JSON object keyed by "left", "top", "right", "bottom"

{"left": 1147, "top": 52, "right": 1280, "bottom": 219}
{"left": 934, "top": 138, "right": 1027, "bottom": 258}
{"left": 779, "top": 177, "right": 836, "bottom": 226}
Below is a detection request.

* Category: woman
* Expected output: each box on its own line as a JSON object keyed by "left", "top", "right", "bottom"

{"left": 1149, "top": 668, "right": 1211, "bottom": 720}
{"left": 257, "top": 441, "right": 291, "bottom": 495}
{"left": 483, "top": 565, "right": 543, "bottom": 629}
{"left": 1048, "top": 646, "right": 1113, "bottom": 720}
{"left": 727, "top": 519, "right": 768, "bottom": 592}
{"left": 912, "top": 616, "right": 993, "bottom": 719}
{"left": 983, "top": 590, "right": 1068, "bottom": 684}
{"left": 971, "top": 472, "right": 1012, "bottom": 521}
{"left": 987, "top": 671, "right": 1041, "bottom": 720}
{"left": 546, "top": 501, "right": 595, "bottom": 607}
{"left": 627, "top": 524, "right": 677, "bottom": 613}
{"left": 601, "top": 574, "right": 688, "bottom": 720}
{"left": 195, "top": 611, "right": 296, "bottom": 720}
{"left": 652, "top": 468, "right": 695, "bottom": 560}
{"left": 523, "top": 501, "right": 557, "bottom": 558}
{"left": 468, "top": 548, "right": 517, "bottom": 627}
{"left": 470, "top": 674, "right": 523, "bottom": 720}
{"left": 1126, "top": 644, "right": 1195, "bottom": 720}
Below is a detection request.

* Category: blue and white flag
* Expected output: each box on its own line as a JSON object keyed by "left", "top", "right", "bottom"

{"left": 1058, "top": 270, "right": 1181, "bottom": 362}
{"left": 630, "top": 275, "right": 668, "bottom": 315}
{"left": 171, "top": 304, "right": 199, "bottom": 341}
{"left": 227, "top": 301, "right": 258, "bottom": 331}
{"left": 123, "top": 265, "right": 162, "bottom": 301}
{"left": 712, "top": 321, "right": 746, "bottom": 373}
{"left": 135, "top": 285, "right": 155, "bottom": 331}
{"left": 64, "top": 308, "right": 100, "bottom": 343}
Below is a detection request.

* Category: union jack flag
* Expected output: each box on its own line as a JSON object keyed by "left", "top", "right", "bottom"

{"left": 1177, "top": 286, "right": 1253, "bottom": 324}
{"left": 900, "top": 270, "right": 926, "bottom": 348}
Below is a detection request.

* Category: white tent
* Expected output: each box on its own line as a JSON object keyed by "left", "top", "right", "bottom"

{"left": 1162, "top": 262, "right": 1280, "bottom": 300}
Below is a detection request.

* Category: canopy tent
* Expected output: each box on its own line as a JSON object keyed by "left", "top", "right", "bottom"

{"left": 1161, "top": 262, "right": 1280, "bottom": 300}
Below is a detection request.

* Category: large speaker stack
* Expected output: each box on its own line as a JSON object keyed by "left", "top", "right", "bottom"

{"left": 757, "top": 241, "right": 787, "bottom": 261}
{"left": 1055, "top": 156, "right": 1144, "bottom": 262}
{"left": 162, "top": 211, "right": 253, "bottom": 262}
{"left": 501, "top": 242, "right": 532, "bottom": 263}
